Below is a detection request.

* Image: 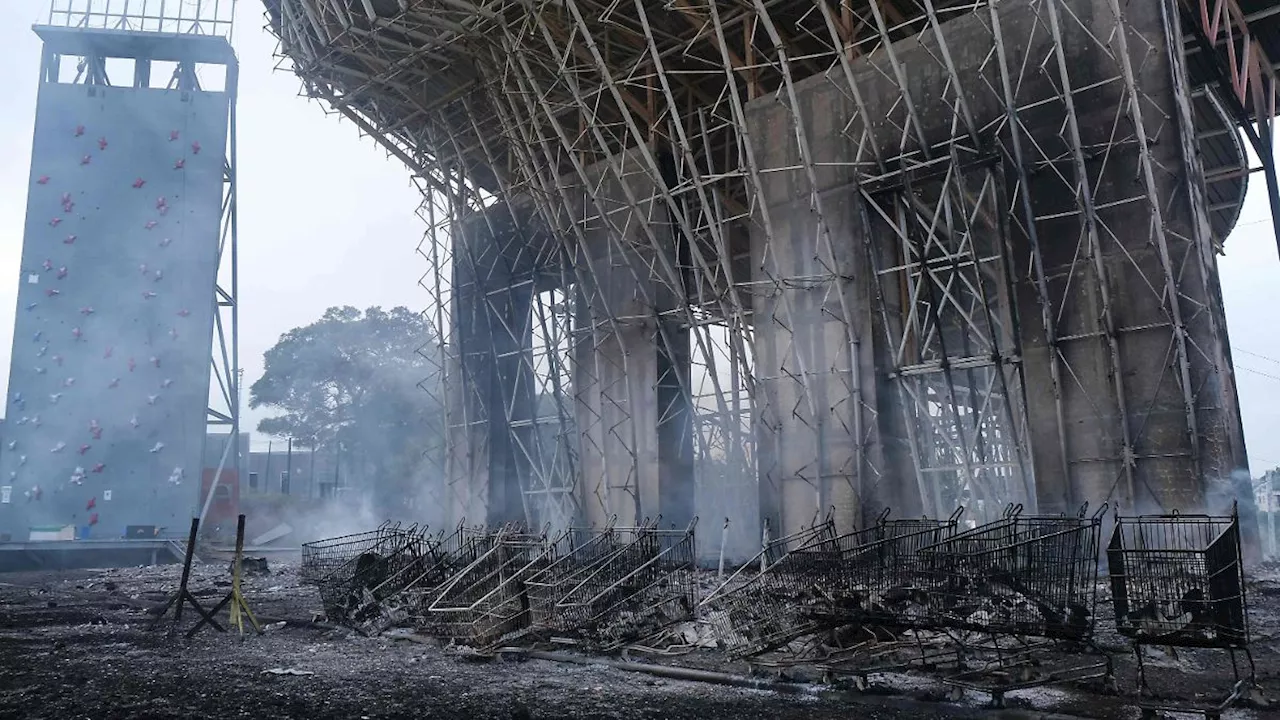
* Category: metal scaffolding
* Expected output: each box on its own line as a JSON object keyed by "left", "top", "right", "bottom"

{"left": 262, "top": 0, "right": 1273, "bottom": 547}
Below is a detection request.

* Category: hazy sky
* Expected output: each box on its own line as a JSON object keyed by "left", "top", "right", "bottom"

{"left": 2, "top": 2, "right": 1280, "bottom": 474}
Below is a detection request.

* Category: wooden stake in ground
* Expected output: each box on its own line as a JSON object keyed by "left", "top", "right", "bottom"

{"left": 189, "top": 514, "right": 262, "bottom": 637}
{"left": 150, "top": 517, "right": 223, "bottom": 635}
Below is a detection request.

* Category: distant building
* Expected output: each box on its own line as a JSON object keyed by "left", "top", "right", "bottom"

{"left": 1257, "top": 469, "right": 1280, "bottom": 513}
{"left": 245, "top": 441, "right": 344, "bottom": 499}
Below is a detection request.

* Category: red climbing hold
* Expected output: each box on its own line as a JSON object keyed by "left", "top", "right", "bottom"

{"left": 86, "top": 497, "right": 95, "bottom": 510}
{"left": 49, "top": 217, "right": 61, "bottom": 227}
{"left": 169, "top": 129, "right": 180, "bottom": 141}
{"left": 56, "top": 267, "right": 67, "bottom": 280}
{"left": 80, "top": 306, "right": 93, "bottom": 315}
{"left": 70, "top": 327, "right": 82, "bottom": 340}
{"left": 60, "top": 192, "right": 71, "bottom": 205}
{"left": 78, "top": 444, "right": 90, "bottom": 455}
{"left": 74, "top": 125, "right": 84, "bottom": 137}
{"left": 63, "top": 235, "right": 76, "bottom": 245}
{"left": 144, "top": 220, "right": 157, "bottom": 230}
{"left": 156, "top": 196, "right": 167, "bottom": 210}
{"left": 88, "top": 512, "right": 98, "bottom": 526}
{"left": 174, "top": 158, "right": 185, "bottom": 170}
{"left": 42, "top": 259, "right": 52, "bottom": 271}
{"left": 91, "top": 427, "right": 103, "bottom": 440}
{"left": 191, "top": 140, "right": 201, "bottom": 154}
{"left": 36, "top": 175, "right": 49, "bottom": 185}
{"left": 91, "top": 463, "right": 105, "bottom": 473}
{"left": 132, "top": 178, "right": 146, "bottom": 189}
{"left": 97, "top": 137, "right": 107, "bottom": 151}
{"left": 44, "top": 288, "right": 59, "bottom": 297}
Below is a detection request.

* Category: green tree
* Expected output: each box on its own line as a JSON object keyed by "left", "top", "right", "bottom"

{"left": 249, "top": 306, "right": 441, "bottom": 516}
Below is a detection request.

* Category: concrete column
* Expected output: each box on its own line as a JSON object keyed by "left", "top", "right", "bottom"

{"left": 569, "top": 151, "right": 695, "bottom": 530}
{"left": 739, "top": 0, "right": 1252, "bottom": 538}
{"left": 745, "top": 94, "right": 889, "bottom": 534}
{"left": 450, "top": 206, "right": 539, "bottom": 528}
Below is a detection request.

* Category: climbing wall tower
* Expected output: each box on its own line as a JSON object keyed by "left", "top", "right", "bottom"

{"left": 0, "top": 6, "right": 238, "bottom": 541}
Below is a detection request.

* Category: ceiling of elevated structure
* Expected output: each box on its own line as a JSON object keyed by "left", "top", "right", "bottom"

{"left": 261, "top": 0, "right": 1264, "bottom": 246}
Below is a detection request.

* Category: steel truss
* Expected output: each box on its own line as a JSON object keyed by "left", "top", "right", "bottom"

{"left": 263, "top": 0, "right": 1266, "bottom": 542}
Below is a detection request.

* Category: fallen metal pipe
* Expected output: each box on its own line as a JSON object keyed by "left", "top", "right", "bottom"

{"left": 495, "top": 648, "right": 825, "bottom": 696}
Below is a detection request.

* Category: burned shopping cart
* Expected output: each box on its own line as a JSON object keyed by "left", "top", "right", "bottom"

{"left": 301, "top": 522, "right": 431, "bottom": 632}
{"left": 548, "top": 519, "right": 698, "bottom": 648}
{"left": 703, "top": 508, "right": 962, "bottom": 666}
{"left": 798, "top": 508, "right": 963, "bottom": 676}
{"left": 426, "top": 526, "right": 559, "bottom": 649}
{"left": 699, "top": 517, "right": 841, "bottom": 660}
{"left": 523, "top": 519, "right": 649, "bottom": 634}
{"left": 1108, "top": 504, "right": 1255, "bottom": 719}
{"left": 914, "top": 503, "right": 1110, "bottom": 707}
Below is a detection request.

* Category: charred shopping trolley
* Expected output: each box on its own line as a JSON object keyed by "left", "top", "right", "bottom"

{"left": 426, "top": 525, "right": 559, "bottom": 648}
{"left": 523, "top": 518, "right": 650, "bottom": 633}
{"left": 915, "top": 503, "right": 1110, "bottom": 707}
{"left": 550, "top": 519, "right": 698, "bottom": 648}
{"left": 1107, "top": 504, "right": 1255, "bottom": 719}
{"left": 300, "top": 522, "right": 431, "bottom": 632}
{"left": 300, "top": 522, "right": 413, "bottom": 587}
{"left": 791, "top": 508, "right": 963, "bottom": 678}
{"left": 703, "top": 508, "right": 961, "bottom": 666}
{"left": 699, "top": 516, "right": 841, "bottom": 660}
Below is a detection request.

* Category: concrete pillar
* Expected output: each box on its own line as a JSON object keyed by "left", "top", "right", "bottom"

{"left": 450, "top": 206, "right": 540, "bottom": 528}
{"left": 744, "top": 89, "right": 893, "bottom": 534}
{"left": 569, "top": 150, "right": 695, "bottom": 530}
{"left": 739, "top": 0, "right": 1252, "bottom": 538}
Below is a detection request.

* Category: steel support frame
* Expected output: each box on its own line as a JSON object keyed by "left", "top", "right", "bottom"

{"left": 261, "top": 0, "right": 1258, "bottom": 541}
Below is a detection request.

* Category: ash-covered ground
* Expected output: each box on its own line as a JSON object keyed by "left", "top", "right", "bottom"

{"left": 0, "top": 558, "right": 1277, "bottom": 720}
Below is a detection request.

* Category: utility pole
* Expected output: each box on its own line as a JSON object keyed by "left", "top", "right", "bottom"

{"left": 285, "top": 437, "right": 293, "bottom": 495}
{"left": 334, "top": 441, "right": 342, "bottom": 492}
{"left": 263, "top": 440, "right": 272, "bottom": 494}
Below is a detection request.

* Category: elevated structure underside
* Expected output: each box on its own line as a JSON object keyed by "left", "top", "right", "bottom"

{"left": 265, "top": 0, "right": 1278, "bottom": 556}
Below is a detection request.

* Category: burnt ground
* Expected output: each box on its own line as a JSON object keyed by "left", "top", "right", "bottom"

{"left": 0, "top": 558, "right": 1277, "bottom": 720}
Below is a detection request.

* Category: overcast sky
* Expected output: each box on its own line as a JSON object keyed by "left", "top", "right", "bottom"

{"left": 2, "top": 2, "right": 1280, "bottom": 473}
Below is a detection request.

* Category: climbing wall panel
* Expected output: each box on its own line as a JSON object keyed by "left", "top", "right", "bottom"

{"left": 0, "top": 81, "right": 228, "bottom": 540}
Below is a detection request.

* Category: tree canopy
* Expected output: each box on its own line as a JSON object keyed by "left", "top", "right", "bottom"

{"left": 249, "top": 306, "right": 441, "bottom": 515}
